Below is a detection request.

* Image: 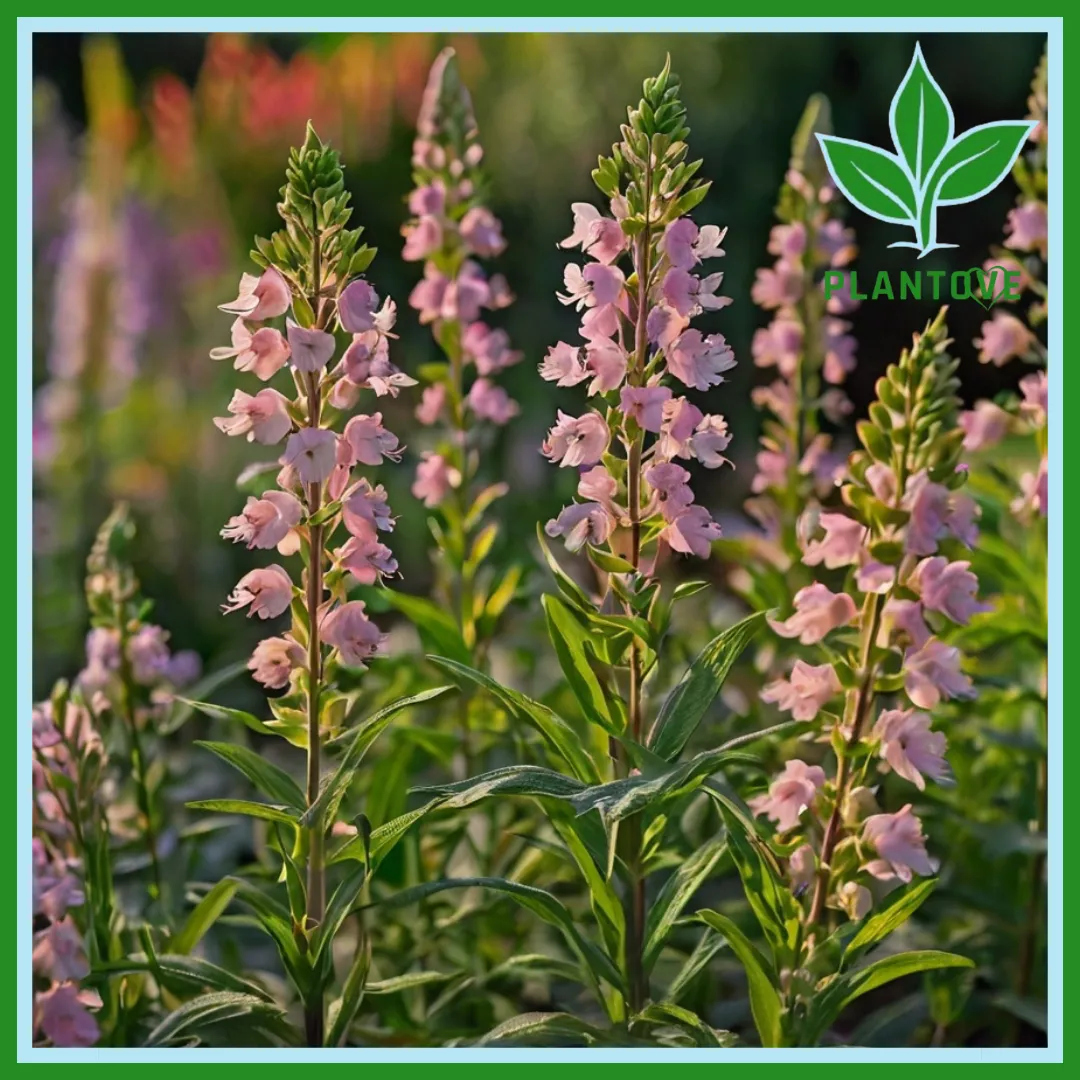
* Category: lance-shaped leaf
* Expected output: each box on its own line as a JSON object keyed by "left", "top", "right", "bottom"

{"left": 92, "top": 953, "right": 274, "bottom": 1002}
{"left": 649, "top": 610, "right": 768, "bottom": 760}
{"left": 816, "top": 136, "right": 916, "bottom": 226}
{"left": 170, "top": 879, "right": 240, "bottom": 956}
{"left": 325, "top": 933, "right": 371, "bottom": 1048}
{"left": 186, "top": 800, "right": 300, "bottom": 826}
{"left": 311, "top": 864, "right": 367, "bottom": 964}
{"left": 143, "top": 991, "right": 292, "bottom": 1048}
{"left": 929, "top": 121, "right": 1038, "bottom": 206}
{"left": 414, "top": 764, "right": 587, "bottom": 807}
{"left": 889, "top": 42, "right": 954, "bottom": 187}
{"left": 476, "top": 1011, "right": 609, "bottom": 1047}
{"left": 844, "top": 877, "right": 938, "bottom": 966}
{"left": 380, "top": 591, "right": 472, "bottom": 665}
{"left": 195, "top": 741, "right": 305, "bottom": 811}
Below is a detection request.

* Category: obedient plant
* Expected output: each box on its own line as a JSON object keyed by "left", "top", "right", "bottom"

{"left": 183, "top": 124, "right": 452, "bottom": 1048}
{"left": 403, "top": 47, "right": 523, "bottom": 761}
{"left": 380, "top": 59, "right": 782, "bottom": 1049}
{"left": 721, "top": 311, "right": 976, "bottom": 1047}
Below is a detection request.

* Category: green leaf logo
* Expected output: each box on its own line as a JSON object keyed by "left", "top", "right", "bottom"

{"left": 817, "top": 43, "right": 1036, "bottom": 259}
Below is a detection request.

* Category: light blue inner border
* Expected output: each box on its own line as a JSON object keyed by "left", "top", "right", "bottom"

{"left": 17, "top": 15, "right": 1063, "bottom": 1064}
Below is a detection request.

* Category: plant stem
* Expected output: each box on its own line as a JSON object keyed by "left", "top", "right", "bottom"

{"left": 1015, "top": 741, "right": 1047, "bottom": 1002}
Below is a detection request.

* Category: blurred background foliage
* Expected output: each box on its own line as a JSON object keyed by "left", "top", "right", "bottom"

{"left": 32, "top": 30, "right": 1043, "bottom": 695}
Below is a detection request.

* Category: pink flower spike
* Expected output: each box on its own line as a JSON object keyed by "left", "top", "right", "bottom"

{"left": 862, "top": 804, "right": 937, "bottom": 883}
{"left": 873, "top": 708, "right": 950, "bottom": 791}
{"left": 542, "top": 411, "right": 610, "bottom": 469}
{"left": 214, "top": 388, "right": 292, "bottom": 445}
{"left": 661, "top": 505, "right": 722, "bottom": 558}
{"left": 402, "top": 215, "right": 443, "bottom": 261}
{"left": 286, "top": 319, "right": 336, "bottom": 373}
{"left": 338, "top": 280, "right": 381, "bottom": 333}
{"left": 467, "top": 378, "right": 519, "bottom": 425}
{"left": 768, "top": 582, "right": 857, "bottom": 645}
{"left": 545, "top": 501, "right": 615, "bottom": 551}
{"left": 281, "top": 428, "right": 338, "bottom": 484}
{"left": 802, "top": 512, "right": 863, "bottom": 568}
{"left": 460, "top": 206, "right": 506, "bottom": 257}
{"left": 342, "top": 413, "right": 403, "bottom": 467}
{"left": 248, "top": 635, "right": 305, "bottom": 689}
{"left": 219, "top": 267, "right": 291, "bottom": 321}
{"left": 903, "top": 637, "right": 975, "bottom": 709}
{"left": 748, "top": 759, "right": 825, "bottom": 833}
{"left": 220, "top": 490, "right": 303, "bottom": 550}
{"left": 222, "top": 565, "right": 293, "bottom": 620}
{"left": 336, "top": 534, "right": 398, "bottom": 585}
{"left": 761, "top": 659, "right": 841, "bottom": 721}
{"left": 321, "top": 600, "right": 388, "bottom": 668}
{"left": 913, "top": 557, "right": 990, "bottom": 624}
{"left": 412, "top": 451, "right": 460, "bottom": 508}
{"left": 210, "top": 318, "right": 291, "bottom": 381}
{"left": 620, "top": 385, "right": 672, "bottom": 433}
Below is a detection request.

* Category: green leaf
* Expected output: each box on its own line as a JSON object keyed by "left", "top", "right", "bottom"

{"left": 195, "top": 741, "right": 305, "bottom": 811}
{"left": 414, "top": 764, "right": 587, "bottom": 806}
{"left": 161, "top": 662, "right": 249, "bottom": 734}
{"left": 696, "top": 911, "right": 784, "bottom": 1048}
{"left": 380, "top": 591, "right": 471, "bottom": 666}
{"left": 143, "top": 991, "right": 290, "bottom": 1048}
{"left": 302, "top": 686, "right": 455, "bottom": 828}
{"left": 816, "top": 136, "right": 916, "bottom": 225}
{"left": 889, "top": 42, "right": 953, "bottom": 186}
{"left": 649, "top": 611, "right": 766, "bottom": 761}
{"left": 227, "top": 878, "right": 312, "bottom": 997}
{"left": 329, "top": 802, "right": 439, "bottom": 870}
{"left": 586, "top": 545, "right": 635, "bottom": 573}
{"left": 427, "top": 656, "right": 601, "bottom": 783}
{"left": 931, "top": 121, "right": 1037, "bottom": 204}
{"left": 671, "top": 580, "right": 709, "bottom": 603}
{"left": 174, "top": 699, "right": 273, "bottom": 739}
{"left": 312, "top": 864, "right": 367, "bottom": 963}
{"left": 543, "top": 594, "right": 622, "bottom": 735}
{"left": 325, "top": 934, "right": 371, "bottom": 1048}
{"left": 476, "top": 1011, "right": 607, "bottom": 1047}
{"left": 366, "top": 878, "right": 624, "bottom": 1005}
{"left": 643, "top": 838, "right": 725, "bottom": 974}
{"left": 186, "top": 800, "right": 300, "bottom": 825}
{"left": 845, "top": 878, "right": 938, "bottom": 964}
{"left": 536, "top": 523, "right": 595, "bottom": 615}
{"left": 365, "top": 970, "right": 455, "bottom": 994}
{"left": 93, "top": 954, "right": 272, "bottom": 1002}
{"left": 171, "top": 879, "right": 240, "bottom": 956}
{"left": 665, "top": 928, "right": 728, "bottom": 1005}
{"left": 632, "top": 1002, "right": 732, "bottom": 1047}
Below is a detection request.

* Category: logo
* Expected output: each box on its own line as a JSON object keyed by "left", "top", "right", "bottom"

{"left": 817, "top": 43, "right": 1035, "bottom": 259}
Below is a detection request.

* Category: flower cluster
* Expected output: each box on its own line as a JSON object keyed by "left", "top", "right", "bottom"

{"left": 750, "top": 312, "right": 985, "bottom": 929}
{"left": 213, "top": 125, "right": 406, "bottom": 692}
{"left": 541, "top": 58, "right": 733, "bottom": 566}
{"left": 747, "top": 95, "right": 858, "bottom": 555}
{"left": 406, "top": 48, "right": 520, "bottom": 518}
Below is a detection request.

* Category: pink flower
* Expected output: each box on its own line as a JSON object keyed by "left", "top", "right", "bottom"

{"left": 35, "top": 983, "right": 99, "bottom": 1047}
{"left": 788, "top": 843, "right": 816, "bottom": 892}
{"left": 542, "top": 411, "right": 610, "bottom": 468}
{"left": 545, "top": 501, "right": 615, "bottom": 551}
{"left": 668, "top": 329, "right": 736, "bottom": 391}
{"left": 409, "top": 265, "right": 450, "bottom": 324}
{"left": 467, "top": 378, "right": 519, "bottom": 424}
{"left": 751, "top": 262, "right": 803, "bottom": 308}
{"left": 882, "top": 598, "right": 931, "bottom": 648}
{"left": 691, "top": 414, "right": 733, "bottom": 468}
{"left": 862, "top": 804, "right": 936, "bottom": 882}
{"left": 975, "top": 311, "right": 1035, "bottom": 366}
{"left": 560, "top": 203, "right": 627, "bottom": 265}
{"left": 767, "top": 222, "right": 807, "bottom": 261}
{"left": 214, "top": 388, "right": 292, "bottom": 445}
{"left": 460, "top": 206, "right": 506, "bottom": 257}
{"left": 903, "top": 473, "right": 952, "bottom": 555}
{"left": 558, "top": 262, "right": 626, "bottom": 311}
{"left": 408, "top": 181, "right": 445, "bottom": 217}
{"left": 443, "top": 261, "right": 490, "bottom": 323}
{"left": 620, "top": 385, "right": 672, "bottom": 433}
{"left": 904, "top": 637, "right": 975, "bottom": 709}
{"left": 539, "top": 341, "right": 589, "bottom": 387}
{"left": 33, "top": 917, "right": 88, "bottom": 981}
{"left": 646, "top": 303, "right": 689, "bottom": 350}
{"left": 1013, "top": 455, "right": 1049, "bottom": 518}
{"left": 752, "top": 448, "right": 789, "bottom": 494}
{"left": 128, "top": 624, "right": 172, "bottom": 685}
{"left": 645, "top": 461, "right": 695, "bottom": 522}
{"left": 402, "top": 215, "right": 443, "bottom": 261}
{"left": 873, "top": 708, "right": 949, "bottom": 791}
{"left": 222, "top": 565, "right": 293, "bottom": 619}
{"left": 838, "top": 882, "right": 872, "bottom": 921}
{"left": 662, "top": 268, "right": 730, "bottom": 317}
{"left": 1019, "top": 370, "right": 1048, "bottom": 427}
{"left": 748, "top": 759, "right": 825, "bottom": 832}
{"left": 281, "top": 428, "right": 338, "bottom": 484}
{"left": 219, "top": 267, "right": 291, "bottom": 321}
{"left": 210, "top": 318, "right": 291, "bottom": 381}
{"left": 823, "top": 319, "right": 858, "bottom": 384}
{"left": 583, "top": 337, "right": 628, "bottom": 394}
{"left": 221, "top": 490, "right": 303, "bottom": 550}
{"left": 658, "top": 397, "right": 705, "bottom": 460}
{"left": 816, "top": 220, "right": 857, "bottom": 267}
{"left": 661, "top": 505, "right": 722, "bottom": 558}
{"left": 659, "top": 217, "right": 700, "bottom": 270}
{"left": 338, "top": 280, "right": 380, "bottom": 333}
{"left": 959, "top": 401, "right": 1011, "bottom": 451}
{"left": 752, "top": 316, "right": 803, "bottom": 377}
{"left": 768, "top": 583, "right": 857, "bottom": 644}
{"left": 578, "top": 465, "right": 620, "bottom": 511}
{"left": 802, "top": 512, "right": 863, "bottom": 568}
{"left": 1004, "top": 201, "right": 1047, "bottom": 256}
{"left": 412, "top": 451, "right": 460, "bottom": 508}
{"left": 913, "top": 557, "right": 990, "bottom": 624}
{"left": 415, "top": 383, "right": 448, "bottom": 425}
{"left": 35, "top": 874, "right": 84, "bottom": 922}
{"left": 343, "top": 479, "right": 394, "bottom": 538}
{"left": 336, "top": 534, "right": 398, "bottom": 585}
{"left": 321, "top": 601, "right": 388, "bottom": 668}
{"left": 761, "top": 660, "right": 841, "bottom": 721}
{"left": 248, "top": 635, "right": 304, "bottom": 690}
{"left": 341, "top": 332, "right": 414, "bottom": 397}
{"left": 342, "top": 413, "right": 402, "bottom": 466}
{"left": 286, "top": 319, "right": 336, "bottom": 373}
{"left": 464, "top": 323, "right": 521, "bottom": 374}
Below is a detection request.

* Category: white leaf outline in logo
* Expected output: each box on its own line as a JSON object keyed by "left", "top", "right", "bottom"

{"left": 815, "top": 136, "right": 915, "bottom": 227}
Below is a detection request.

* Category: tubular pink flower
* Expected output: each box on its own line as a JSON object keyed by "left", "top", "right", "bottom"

{"left": 903, "top": 637, "right": 975, "bottom": 709}
{"left": 221, "top": 490, "right": 303, "bottom": 550}
{"left": 748, "top": 759, "right": 825, "bottom": 832}
{"left": 545, "top": 502, "right": 616, "bottom": 551}
{"left": 620, "top": 385, "right": 672, "bottom": 433}
{"left": 281, "top": 427, "right": 338, "bottom": 484}
{"left": 862, "top": 804, "right": 937, "bottom": 883}
{"left": 32, "top": 917, "right": 89, "bottom": 982}
{"left": 412, "top": 451, "right": 460, "bottom": 508}
{"left": 210, "top": 318, "right": 291, "bottom": 381}
{"left": 467, "top": 378, "right": 519, "bottom": 424}
{"left": 959, "top": 400, "right": 1011, "bottom": 451}
{"left": 222, "top": 565, "right": 293, "bottom": 620}
{"left": 320, "top": 600, "right": 388, "bottom": 669}
{"left": 768, "top": 583, "right": 857, "bottom": 645}
{"left": 460, "top": 206, "right": 506, "bottom": 257}
{"left": 975, "top": 311, "right": 1035, "bottom": 366}
{"left": 286, "top": 318, "right": 336, "bottom": 373}
{"left": 415, "top": 383, "right": 448, "bottom": 425}
{"left": 872, "top": 708, "right": 950, "bottom": 791}
{"left": 644, "top": 461, "right": 695, "bottom": 523}
{"left": 761, "top": 659, "right": 841, "bottom": 722}
{"left": 341, "top": 413, "right": 403, "bottom": 466}
{"left": 667, "top": 329, "right": 736, "bottom": 391}
{"left": 691, "top": 414, "right": 733, "bottom": 469}
{"left": 35, "top": 983, "right": 100, "bottom": 1048}
{"left": 913, "top": 557, "right": 990, "bottom": 624}
{"left": 248, "top": 635, "right": 305, "bottom": 690}
{"left": 542, "top": 411, "right": 610, "bottom": 469}
{"left": 802, "top": 512, "right": 863, "bottom": 569}
{"left": 661, "top": 505, "right": 722, "bottom": 558}
{"left": 336, "top": 534, "right": 398, "bottom": 585}
{"left": 343, "top": 479, "right": 395, "bottom": 539}
{"left": 219, "top": 267, "right": 290, "bottom": 321}
{"left": 213, "top": 388, "right": 292, "bottom": 445}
